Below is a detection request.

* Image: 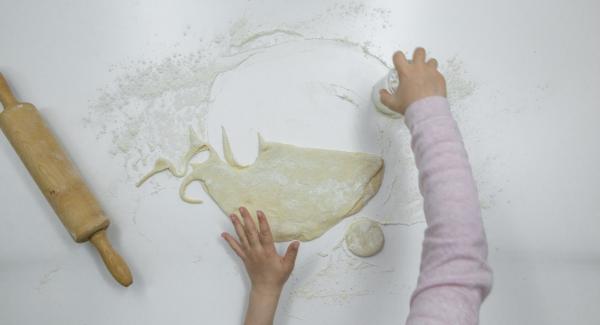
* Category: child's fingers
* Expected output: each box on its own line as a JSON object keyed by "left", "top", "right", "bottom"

{"left": 392, "top": 51, "right": 409, "bottom": 74}
{"left": 222, "top": 232, "right": 246, "bottom": 260}
{"left": 426, "top": 58, "right": 438, "bottom": 69}
{"left": 413, "top": 47, "right": 426, "bottom": 64}
{"left": 257, "top": 210, "right": 275, "bottom": 248}
{"left": 379, "top": 89, "right": 398, "bottom": 110}
{"left": 230, "top": 213, "right": 249, "bottom": 248}
{"left": 239, "top": 207, "right": 261, "bottom": 247}
{"left": 283, "top": 241, "right": 300, "bottom": 270}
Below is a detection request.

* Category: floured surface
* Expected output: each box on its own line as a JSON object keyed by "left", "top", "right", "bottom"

{"left": 84, "top": 2, "right": 493, "bottom": 226}
{"left": 79, "top": 0, "right": 497, "bottom": 314}
{"left": 3, "top": 0, "right": 590, "bottom": 325}
{"left": 139, "top": 130, "right": 384, "bottom": 241}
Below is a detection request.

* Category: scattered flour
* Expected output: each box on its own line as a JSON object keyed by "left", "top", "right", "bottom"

{"left": 289, "top": 240, "right": 393, "bottom": 305}
{"left": 86, "top": 50, "right": 255, "bottom": 178}
{"left": 84, "top": 0, "right": 500, "bottom": 306}
{"left": 85, "top": 6, "right": 484, "bottom": 219}
{"left": 85, "top": 0, "right": 397, "bottom": 176}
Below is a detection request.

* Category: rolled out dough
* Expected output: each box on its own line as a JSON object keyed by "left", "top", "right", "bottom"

{"left": 344, "top": 219, "right": 385, "bottom": 257}
{"left": 138, "top": 128, "right": 384, "bottom": 242}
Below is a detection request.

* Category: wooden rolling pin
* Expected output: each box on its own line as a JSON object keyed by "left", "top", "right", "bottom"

{"left": 0, "top": 73, "right": 133, "bottom": 287}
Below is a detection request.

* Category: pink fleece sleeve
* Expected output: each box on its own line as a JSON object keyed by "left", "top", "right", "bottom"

{"left": 403, "top": 96, "right": 493, "bottom": 325}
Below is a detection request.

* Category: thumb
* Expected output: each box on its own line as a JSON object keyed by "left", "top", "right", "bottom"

{"left": 283, "top": 241, "right": 300, "bottom": 269}
{"left": 379, "top": 89, "right": 398, "bottom": 110}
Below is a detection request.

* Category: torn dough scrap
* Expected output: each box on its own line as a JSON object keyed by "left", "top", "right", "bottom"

{"left": 344, "top": 218, "right": 385, "bottom": 257}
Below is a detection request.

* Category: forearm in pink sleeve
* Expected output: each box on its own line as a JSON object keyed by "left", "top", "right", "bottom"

{"left": 403, "top": 96, "right": 493, "bottom": 325}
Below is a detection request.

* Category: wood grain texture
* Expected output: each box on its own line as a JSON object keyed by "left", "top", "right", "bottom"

{"left": 90, "top": 230, "right": 133, "bottom": 286}
{"left": 0, "top": 100, "right": 109, "bottom": 242}
{"left": 0, "top": 73, "right": 132, "bottom": 287}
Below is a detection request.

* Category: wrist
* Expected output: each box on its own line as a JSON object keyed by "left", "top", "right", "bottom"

{"left": 251, "top": 284, "right": 283, "bottom": 298}
{"left": 245, "top": 286, "right": 281, "bottom": 325}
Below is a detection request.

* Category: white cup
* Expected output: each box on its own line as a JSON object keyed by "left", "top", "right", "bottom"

{"left": 371, "top": 68, "right": 402, "bottom": 118}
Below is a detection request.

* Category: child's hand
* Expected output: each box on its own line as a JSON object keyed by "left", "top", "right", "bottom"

{"left": 222, "top": 207, "right": 300, "bottom": 296}
{"left": 380, "top": 47, "right": 447, "bottom": 115}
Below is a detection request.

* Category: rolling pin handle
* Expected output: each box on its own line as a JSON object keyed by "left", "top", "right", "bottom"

{"left": 0, "top": 73, "right": 19, "bottom": 109}
{"left": 89, "top": 229, "right": 133, "bottom": 287}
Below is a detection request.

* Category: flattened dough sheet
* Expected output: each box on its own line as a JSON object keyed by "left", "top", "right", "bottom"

{"left": 138, "top": 128, "right": 383, "bottom": 241}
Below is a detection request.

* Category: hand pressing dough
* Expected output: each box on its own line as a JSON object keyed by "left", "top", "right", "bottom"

{"left": 138, "top": 128, "right": 384, "bottom": 242}
{"left": 345, "top": 219, "right": 385, "bottom": 257}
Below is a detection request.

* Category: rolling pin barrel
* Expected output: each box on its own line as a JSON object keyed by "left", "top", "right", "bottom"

{"left": 0, "top": 73, "right": 132, "bottom": 286}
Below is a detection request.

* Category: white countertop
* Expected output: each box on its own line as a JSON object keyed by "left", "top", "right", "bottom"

{"left": 1, "top": 0, "right": 599, "bottom": 324}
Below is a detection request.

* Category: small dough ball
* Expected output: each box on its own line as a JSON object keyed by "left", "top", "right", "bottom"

{"left": 344, "top": 219, "right": 385, "bottom": 257}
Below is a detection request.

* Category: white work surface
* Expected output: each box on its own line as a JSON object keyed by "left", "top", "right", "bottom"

{"left": 1, "top": 0, "right": 599, "bottom": 324}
